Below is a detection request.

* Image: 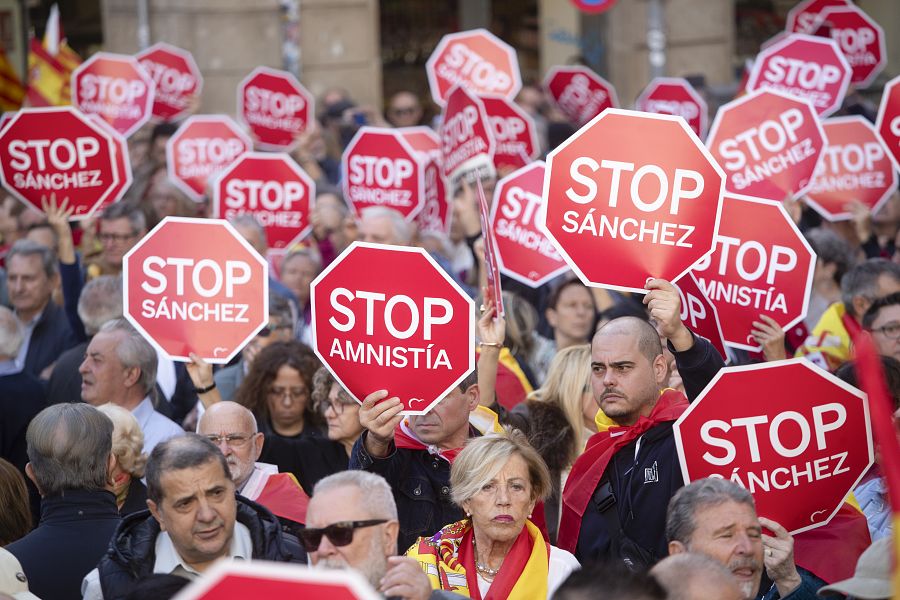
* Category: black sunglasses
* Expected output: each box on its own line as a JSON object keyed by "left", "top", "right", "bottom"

{"left": 299, "top": 519, "right": 388, "bottom": 552}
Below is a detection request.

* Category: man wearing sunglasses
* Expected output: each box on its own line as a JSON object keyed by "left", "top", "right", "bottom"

{"left": 304, "top": 471, "right": 462, "bottom": 599}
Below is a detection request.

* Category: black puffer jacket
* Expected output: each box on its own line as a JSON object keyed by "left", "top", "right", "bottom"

{"left": 96, "top": 495, "right": 305, "bottom": 599}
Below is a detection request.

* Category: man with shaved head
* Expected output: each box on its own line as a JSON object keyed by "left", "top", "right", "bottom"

{"left": 557, "top": 279, "right": 726, "bottom": 568}
{"left": 652, "top": 553, "right": 744, "bottom": 600}
{"left": 198, "top": 402, "right": 309, "bottom": 527}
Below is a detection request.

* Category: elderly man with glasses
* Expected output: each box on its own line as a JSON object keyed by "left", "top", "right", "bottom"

{"left": 197, "top": 401, "right": 310, "bottom": 529}
{"left": 304, "top": 470, "right": 463, "bottom": 599}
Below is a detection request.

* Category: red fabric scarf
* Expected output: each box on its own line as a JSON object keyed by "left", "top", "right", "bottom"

{"left": 394, "top": 423, "right": 464, "bottom": 464}
{"left": 457, "top": 522, "right": 540, "bottom": 600}
{"left": 556, "top": 389, "right": 689, "bottom": 552}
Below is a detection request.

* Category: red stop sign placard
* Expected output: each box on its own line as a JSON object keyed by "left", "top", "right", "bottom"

{"left": 815, "top": 5, "right": 886, "bottom": 89}
{"left": 238, "top": 66, "right": 314, "bottom": 151}
{"left": 399, "top": 127, "right": 451, "bottom": 236}
{"left": 213, "top": 152, "right": 315, "bottom": 249}
{"left": 491, "top": 161, "right": 568, "bottom": 287}
{"left": 310, "top": 242, "right": 475, "bottom": 415}
{"left": 746, "top": 34, "right": 850, "bottom": 117}
{"left": 876, "top": 75, "right": 900, "bottom": 173}
{"left": 123, "top": 217, "right": 268, "bottom": 364}
{"left": 174, "top": 561, "right": 380, "bottom": 600}
{"left": 426, "top": 28, "right": 521, "bottom": 107}
{"left": 72, "top": 52, "right": 155, "bottom": 138}
{"left": 706, "top": 88, "right": 825, "bottom": 201}
{"left": 691, "top": 195, "right": 815, "bottom": 351}
{"left": 86, "top": 114, "right": 133, "bottom": 213}
{"left": 342, "top": 126, "right": 425, "bottom": 221}
{"left": 635, "top": 77, "right": 708, "bottom": 138}
{"left": 135, "top": 42, "right": 203, "bottom": 122}
{"left": 540, "top": 108, "right": 725, "bottom": 293}
{"left": 0, "top": 107, "right": 119, "bottom": 220}
{"left": 677, "top": 272, "right": 728, "bottom": 361}
{"left": 543, "top": 66, "right": 618, "bottom": 127}
{"left": 480, "top": 95, "right": 539, "bottom": 172}
{"left": 167, "top": 115, "right": 251, "bottom": 201}
{"left": 786, "top": 0, "right": 849, "bottom": 34}
{"left": 440, "top": 85, "right": 496, "bottom": 188}
{"left": 806, "top": 116, "right": 897, "bottom": 221}
{"left": 674, "top": 359, "right": 873, "bottom": 534}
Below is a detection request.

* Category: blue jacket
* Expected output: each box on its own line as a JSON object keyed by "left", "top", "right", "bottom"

{"left": 22, "top": 300, "right": 79, "bottom": 378}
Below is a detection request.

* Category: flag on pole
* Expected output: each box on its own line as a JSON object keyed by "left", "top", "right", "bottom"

{"left": 0, "top": 46, "right": 24, "bottom": 111}
{"left": 25, "top": 4, "right": 81, "bottom": 107}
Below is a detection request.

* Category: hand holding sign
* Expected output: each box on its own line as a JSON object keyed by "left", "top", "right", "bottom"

{"left": 758, "top": 517, "right": 803, "bottom": 598}
{"left": 643, "top": 278, "right": 693, "bottom": 352}
{"left": 359, "top": 390, "right": 403, "bottom": 457}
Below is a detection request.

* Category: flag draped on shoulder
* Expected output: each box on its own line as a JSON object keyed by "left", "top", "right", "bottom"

{"left": 26, "top": 4, "right": 81, "bottom": 107}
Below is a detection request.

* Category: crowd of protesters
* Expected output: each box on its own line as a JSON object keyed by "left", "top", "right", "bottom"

{"left": 0, "top": 69, "right": 897, "bottom": 600}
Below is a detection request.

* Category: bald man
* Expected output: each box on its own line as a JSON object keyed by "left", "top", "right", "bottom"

{"left": 557, "top": 279, "right": 726, "bottom": 566}
{"left": 651, "top": 553, "right": 743, "bottom": 600}
{"left": 198, "top": 402, "right": 308, "bottom": 525}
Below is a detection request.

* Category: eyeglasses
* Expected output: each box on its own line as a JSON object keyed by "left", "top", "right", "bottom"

{"left": 870, "top": 322, "right": 900, "bottom": 339}
{"left": 205, "top": 433, "right": 254, "bottom": 448}
{"left": 389, "top": 106, "right": 417, "bottom": 116}
{"left": 98, "top": 232, "right": 137, "bottom": 244}
{"left": 316, "top": 397, "right": 356, "bottom": 416}
{"left": 257, "top": 322, "right": 292, "bottom": 338}
{"left": 298, "top": 519, "right": 388, "bottom": 552}
{"left": 268, "top": 387, "right": 309, "bottom": 401}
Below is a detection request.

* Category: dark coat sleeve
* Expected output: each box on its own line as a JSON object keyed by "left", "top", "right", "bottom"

{"left": 669, "top": 331, "right": 726, "bottom": 402}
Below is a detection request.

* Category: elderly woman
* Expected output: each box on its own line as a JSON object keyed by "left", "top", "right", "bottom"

{"left": 96, "top": 404, "right": 148, "bottom": 515}
{"left": 407, "top": 429, "right": 579, "bottom": 599}
{"left": 234, "top": 340, "right": 325, "bottom": 440}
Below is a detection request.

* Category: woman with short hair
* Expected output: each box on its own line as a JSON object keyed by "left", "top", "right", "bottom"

{"left": 407, "top": 429, "right": 579, "bottom": 599}
{"left": 96, "top": 403, "right": 148, "bottom": 515}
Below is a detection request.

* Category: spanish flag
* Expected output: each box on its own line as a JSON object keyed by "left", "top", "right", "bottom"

{"left": 0, "top": 45, "right": 24, "bottom": 112}
{"left": 854, "top": 332, "right": 900, "bottom": 599}
{"left": 25, "top": 4, "right": 80, "bottom": 107}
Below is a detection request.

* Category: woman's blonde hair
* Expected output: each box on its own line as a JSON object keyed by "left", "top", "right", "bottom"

{"left": 97, "top": 403, "right": 148, "bottom": 478}
{"left": 450, "top": 428, "right": 551, "bottom": 506}
{"left": 526, "top": 344, "right": 593, "bottom": 458}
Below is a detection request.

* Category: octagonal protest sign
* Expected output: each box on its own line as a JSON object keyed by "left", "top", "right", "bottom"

{"left": 706, "top": 88, "right": 825, "bottom": 202}
{"left": 238, "top": 66, "right": 314, "bottom": 151}
{"left": 440, "top": 85, "right": 496, "bottom": 189}
{"left": 544, "top": 66, "right": 618, "bottom": 127}
{"left": 674, "top": 358, "right": 873, "bottom": 534}
{"left": 491, "top": 161, "right": 567, "bottom": 288}
{"left": 0, "top": 107, "right": 120, "bottom": 220}
{"left": 677, "top": 272, "right": 728, "bottom": 361}
{"left": 786, "top": 0, "right": 849, "bottom": 34}
{"left": 540, "top": 108, "right": 725, "bottom": 293}
{"left": 635, "top": 77, "right": 708, "bottom": 137}
{"left": 342, "top": 126, "right": 426, "bottom": 221}
{"left": 480, "top": 95, "right": 539, "bottom": 172}
{"left": 86, "top": 114, "right": 133, "bottom": 213}
{"left": 172, "top": 561, "right": 380, "bottom": 600}
{"left": 72, "top": 52, "right": 155, "bottom": 138}
{"left": 425, "top": 28, "right": 521, "bottom": 107}
{"left": 310, "top": 242, "right": 475, "bottom": 415}
{"left": 814, "top": 4, "right": 886, "bottom": 89}
{"left": 123, "top": 217, "right": 268, "bottom": 364}
{"left": 746, "top": 34, "right": 850, "bottom": 117}
{"left": 876, "top": 75, "right": 900, "bottom": 173}
{"left": 806, "top": 116, "right": 897, "bottom": 221}
{"left": 398, "top": 127, "right": 451, "bottom": 236}
{"left": 212, "top": 152, "right": 315, "bottom": 250}
{"left": 691, "top": 195, "right": 816, "bottom": 351}
{"left": 167, "top": 115, "right": 252, "bottom": 201}
{"left": 135, "top": 42, "right": 203, "bottom": 122}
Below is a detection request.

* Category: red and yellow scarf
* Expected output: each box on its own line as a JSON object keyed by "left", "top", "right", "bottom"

{"left": 406, "top": 518, "right": 549, "bottom": 599}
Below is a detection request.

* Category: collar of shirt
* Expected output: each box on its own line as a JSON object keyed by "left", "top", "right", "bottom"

{"left": 153, "top": 521, "right": 253, "bottom": 577}
{"left": 131, "top": 396, "right": 156, "bottom": 429}
{"left": 0, "top": 359, "right": 20, "bottom": 376}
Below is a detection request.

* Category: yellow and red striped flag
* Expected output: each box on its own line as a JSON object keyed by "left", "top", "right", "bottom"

{"left": 0, "top": 45, "right": 24, "bottom": 111}
{"left": 25, "top": 4, "right": 80, "bottom": 107}
{"left": 854, "top": 332, "right": 900, "bottom": 599}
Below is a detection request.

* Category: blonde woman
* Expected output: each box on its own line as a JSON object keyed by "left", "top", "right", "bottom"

{"left": 96, "top": 404, "right": 149, "bottom": 516}
{"left": 507, "top": 344, "right": 609, "bottom": 543}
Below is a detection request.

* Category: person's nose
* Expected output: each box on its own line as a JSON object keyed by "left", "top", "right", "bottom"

{"left": 495, "top": 485, "right": 511, "bottom": 506}
{"left": 216, "top": 438, "right": 233, "bottom": 456}
{"left": 315, "top": 532, "right": 338, "bottom": 557}
{"left": 196, "top": 498, "right": 216, "bottom": 524}
{"left": 733, "top": 532, "right": 754, "bottom": 556}
{"left": 602, "top": 369, "right": 617, "bottom": 387}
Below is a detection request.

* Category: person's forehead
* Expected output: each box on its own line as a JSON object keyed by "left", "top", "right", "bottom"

{"left": 87, "top": 330, "right": 123, "bottom": 356}
{"left": 873, "top": 304, "right": 900, "bottom": 327}
{"left": 592, "top": 330, "right": 641, "bottom": 360}
{"left": 877, "top": 274, "right": 900, "bottom": 295}
{"left": 199, "top": 409, "right": 252, "bottom": 434}
{"left": 694, "top": 500, "right": 758, "bottom": 533}
{"left": 161, "top": 460, "right": 230, "bottom": 498}
{"left": 306, "top": 485, "right": 367, "bottom": 526}
{"left": 101, "top": 217, "right": 132, "bottom": 231}
{"left": 7, "top": 253, "right": 43, "bottom": 275}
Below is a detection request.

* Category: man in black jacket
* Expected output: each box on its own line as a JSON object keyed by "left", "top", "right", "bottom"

{"left": 349, "top": 369, "right": 480, "bottom": 553}
{"left": 6, "top": 403, "right": 121, "bottom": 600}
{"left": 82, "top": 434, "right": 304, "bottom": 600}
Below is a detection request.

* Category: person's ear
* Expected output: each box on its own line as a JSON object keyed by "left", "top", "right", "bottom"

{"left": 122, "top": 365, "right": 142, "bottom": 389}
{"left": 383, "top": 519, "right": 400, "bottom": 556}
{"left": 546, "top": 307, "right": 558, "bottom": 328}
{"left": 465, "top": 384, "right": 480, "bottom": 411}
{"left": 252, "top": 432, "right": 265, "bottom": 461}
{"left": 851, "top": 294, "right": 871, "bottom": 321}
{"left": 106, "top": 452, "right": 119, "bottom": 489}
{"left": 668, "top": 540, "right": 687, "bottom": 555}
{"left": 24, "top": 463, "right": 43, "bottom": 496}
{"left": 147, "top": 498, "right": 166, "bottom": 531}
{"left": 653, "top": 353, "right": 669, "bottom": 386}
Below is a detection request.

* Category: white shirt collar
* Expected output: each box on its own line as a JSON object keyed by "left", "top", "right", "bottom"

{"left": 153, "top": 521, "right": 253, "bottom": 577}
